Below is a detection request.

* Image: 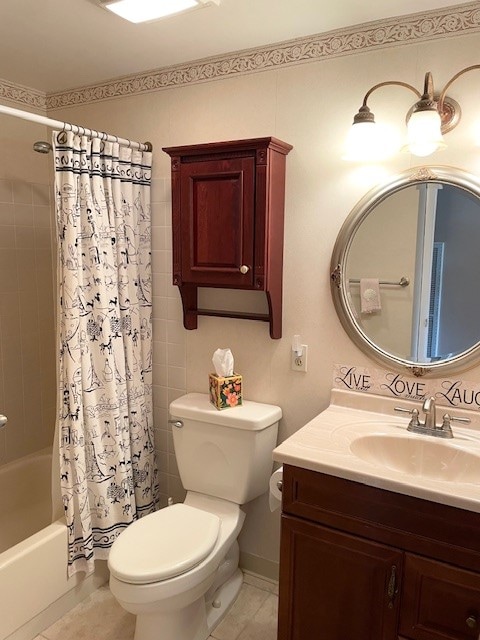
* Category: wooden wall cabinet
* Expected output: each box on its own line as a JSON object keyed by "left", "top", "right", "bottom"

{"left": 162, "top": 138, "right": 292, "bottom": 339}
{"left": 278, "top": 465, "right": 480, "bottom": 640}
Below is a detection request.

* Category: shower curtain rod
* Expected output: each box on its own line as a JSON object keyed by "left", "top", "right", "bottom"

{"left": 0, "top": 103, "right": 152, "bottom": 151}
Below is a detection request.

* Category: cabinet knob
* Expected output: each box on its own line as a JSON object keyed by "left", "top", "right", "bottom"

{"left": 466, "top": 615, "right": 477, "bottom": 629}
{"left": 239, "top": 265, "right": 250, "bottom": 274}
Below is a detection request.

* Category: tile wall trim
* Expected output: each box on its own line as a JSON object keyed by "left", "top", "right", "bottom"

{"left": 0, "top": 78, "right": 46, "bottom": 112}
{"left": 46, "top": 2, "right": 480, "bottom": 109}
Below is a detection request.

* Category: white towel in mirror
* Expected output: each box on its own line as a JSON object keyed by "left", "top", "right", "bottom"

{"left": 360, "top": 278, "right": 381, "bottom": 314}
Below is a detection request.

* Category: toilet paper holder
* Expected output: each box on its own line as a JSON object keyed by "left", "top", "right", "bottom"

{"left": 269, "top": 466, "right": 283, "bottom": 511}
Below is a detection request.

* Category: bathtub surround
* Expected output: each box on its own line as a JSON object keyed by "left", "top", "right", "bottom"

{"left": 0, "top": 116, "right": 56, "bottom": 467}
{"left": 54, "top": 132, "right": 158, "bottom": 575}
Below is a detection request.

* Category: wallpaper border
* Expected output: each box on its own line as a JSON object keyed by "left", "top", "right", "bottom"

{"left": 46, "top": 2, "right": 480, "bottom": 109}
{"left": 1, "top": 3, "right": 479, "bottom": 111}
{"left": 0, "top": 78, "right": 46, "bottom": 111}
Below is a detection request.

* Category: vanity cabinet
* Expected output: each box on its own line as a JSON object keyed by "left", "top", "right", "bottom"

{"left": 278, "top": 465, "right": 480, "bottom": 640}
{"left": 400, "top": 554, "right": 480, "bottom": 639}
{"left": 280, "top": 515, "right": 402, "bottom": 639}
{"left": 162, "top": 137, "right": 292, "bottom": 338}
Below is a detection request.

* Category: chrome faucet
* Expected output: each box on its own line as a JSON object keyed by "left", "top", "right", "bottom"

{"left": 394, "top": 396, "right": 470, "bottom": 439}
{"left": 422, "top": 396, "right": 437, "bottom": 431}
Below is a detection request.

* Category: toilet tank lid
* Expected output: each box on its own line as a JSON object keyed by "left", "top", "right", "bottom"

{"left": 170, "top": 393, "right": 282, "bottom": 431}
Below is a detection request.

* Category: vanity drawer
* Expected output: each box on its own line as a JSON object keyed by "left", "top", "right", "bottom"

{"left": 282, "top": 465, "right": 480, "bottom": 573}
{"left": 400, "top": 554, "right": 480, "bottom": 640}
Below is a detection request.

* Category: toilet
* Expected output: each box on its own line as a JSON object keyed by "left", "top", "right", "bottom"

{"left": 108, "top": 392, "right": 281, "bottom": 640}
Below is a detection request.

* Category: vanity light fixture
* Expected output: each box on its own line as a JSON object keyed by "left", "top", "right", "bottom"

{"left": 344, "top": 66, "right": 480, "bottom": 161}
{"left": 101, "top": 0, "right": 220, "bottom": 23}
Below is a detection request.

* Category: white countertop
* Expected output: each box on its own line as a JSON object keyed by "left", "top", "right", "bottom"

{"left": 273, "top": 388, "right": 480, "bottom": 513}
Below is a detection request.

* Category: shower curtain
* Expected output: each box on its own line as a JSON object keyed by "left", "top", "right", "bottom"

{"left": 54, "top": 131, "right": 158, "bottom": 576}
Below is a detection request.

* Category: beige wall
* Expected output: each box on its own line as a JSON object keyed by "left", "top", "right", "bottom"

{"left": 0, "top": 108, "right": 57, "bottom": 466}
{"left": 46, "top": 31, "right": 480, "bottom": 577}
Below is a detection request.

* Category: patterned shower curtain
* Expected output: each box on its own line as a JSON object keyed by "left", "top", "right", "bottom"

{"left": 53, "top": 131, "right": 158, "bottom": 576}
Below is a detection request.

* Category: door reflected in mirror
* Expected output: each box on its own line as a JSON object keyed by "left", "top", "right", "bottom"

{"left": 331, "top": 167, "right": 480, "bottom": 376}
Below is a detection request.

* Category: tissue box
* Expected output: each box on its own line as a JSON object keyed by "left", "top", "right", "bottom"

{"left": 209, "top": 373, "right": 242, "bottom": 410}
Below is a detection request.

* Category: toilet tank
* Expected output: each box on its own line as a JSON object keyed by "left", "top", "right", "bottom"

{"left": 169, "top": 393, "right": 281, "bottom": 504}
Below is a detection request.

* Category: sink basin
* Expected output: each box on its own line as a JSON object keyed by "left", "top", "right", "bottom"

{"left": 273, "top": 390, "right": 480, "bottom": 512}
{"left": 350, "top": 434, "right": 480, "bottom": 483}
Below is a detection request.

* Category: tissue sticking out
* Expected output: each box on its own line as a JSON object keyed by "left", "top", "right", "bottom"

{"left": 212, "top": 348, "right": 234, "bottom": 377}
{"left": 209, "top": 349, "right": 242, "bottom": 410}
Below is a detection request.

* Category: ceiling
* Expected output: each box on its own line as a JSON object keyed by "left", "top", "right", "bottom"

{"left": 0, "top": 0, "right": 473, "bottom": 94}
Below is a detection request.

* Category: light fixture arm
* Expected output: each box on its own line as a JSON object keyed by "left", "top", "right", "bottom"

{"left": 354, "top": 81, "right": 421, "bottom": 125}
{"left": 362, "top": 80, "right": 421, "bottom": 107}
{"left": 438, "top": 64, "right": 480, "bottom": 113}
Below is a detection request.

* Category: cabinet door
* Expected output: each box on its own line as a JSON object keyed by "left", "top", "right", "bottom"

{"left": 400, "top": 554, "right": 480, "bottom": 640}
{"left": 180, "top": 156, "right": 255, "bottom": 287}
{"left": 278, "top": 515, "right": 402, "bottom": 640}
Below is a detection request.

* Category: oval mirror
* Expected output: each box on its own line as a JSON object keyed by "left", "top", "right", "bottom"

{"left": 331, "top": 166, "right": 480, "bottom": 377}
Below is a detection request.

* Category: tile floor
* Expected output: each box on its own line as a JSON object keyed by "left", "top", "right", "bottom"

{"left": 33, "top": 572, "right": 278, "bottom": 640}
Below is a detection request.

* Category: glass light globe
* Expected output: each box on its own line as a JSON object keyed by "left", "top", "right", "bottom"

{"left": 407, "top": 109, "right": 446, "bottom": 157}
{"left": 343, "top": 122, "right": 398, "bottom": 162}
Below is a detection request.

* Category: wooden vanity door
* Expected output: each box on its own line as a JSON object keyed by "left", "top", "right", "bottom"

{"left": 400, "top": 554, "right": 480, "bottom": 640}
{"left": 179, "top": 156, "right": 256, "bottom": 288}
{"left": 278, "top": 515, "right": 402, "bottom": 640}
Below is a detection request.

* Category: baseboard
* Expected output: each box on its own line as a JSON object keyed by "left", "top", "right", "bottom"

{"left": 239, "top": 551, "right": 279, "bottom": 582}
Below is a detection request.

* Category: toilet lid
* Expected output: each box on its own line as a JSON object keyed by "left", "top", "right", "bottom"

{"left": 108, "top": 504, "right": 221, "bottom": 585}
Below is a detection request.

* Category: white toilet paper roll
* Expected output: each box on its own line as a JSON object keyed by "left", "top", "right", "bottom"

{"left": 269, "top": 466, "right": 283, "bottom": 512}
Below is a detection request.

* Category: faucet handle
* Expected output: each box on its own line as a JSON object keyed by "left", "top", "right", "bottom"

{"left": 441, "top": 413, "right": 471, "bottom": 427}
{"left": 395, "top": 406, "right": 420, "bottom": 427}
{"left": 439, "top": 413, "right": 470, "bottom": 439}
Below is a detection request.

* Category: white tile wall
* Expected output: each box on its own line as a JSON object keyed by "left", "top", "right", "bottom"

{"left": 0, "top": 178, "right": 56, "bottom": 466}
{"left": 151, "top": 178, "right": 187, "bottom": 506}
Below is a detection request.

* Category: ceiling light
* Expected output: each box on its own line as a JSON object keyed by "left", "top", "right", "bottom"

{"left": 102, "top": 0, "right": 219, "bottom": 24}
{"left": 344, "top": 67, "right": 478, "bottom": 161}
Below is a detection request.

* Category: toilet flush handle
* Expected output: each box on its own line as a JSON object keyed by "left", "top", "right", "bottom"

{"left": 168, "top": 419, "right": 183, "bottom": 429}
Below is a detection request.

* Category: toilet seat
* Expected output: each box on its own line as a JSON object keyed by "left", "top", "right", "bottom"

{"left": 109, "top": 504, "right": 220, "bottom": 585}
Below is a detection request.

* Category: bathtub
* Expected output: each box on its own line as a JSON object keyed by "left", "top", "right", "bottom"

{"left": 0, "top": 449, "right": 108, "bottom": 640}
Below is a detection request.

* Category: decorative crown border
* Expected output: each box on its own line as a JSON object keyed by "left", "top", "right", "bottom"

{"left": 2, "top": 2, "right": 480, "bottom": 111}
{"left": 0, "top": 78, "right": 46, "bottom": 111}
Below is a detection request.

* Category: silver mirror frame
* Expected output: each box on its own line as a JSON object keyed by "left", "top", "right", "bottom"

{"left": 330, "top": 166, "right": 480, "bottom": 377}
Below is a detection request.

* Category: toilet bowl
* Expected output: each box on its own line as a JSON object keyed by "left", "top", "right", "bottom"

{"left": 109, "top": 492, "right": 245, "bottom": 640}
{"left": 109, "top": 393, "right": 281, "bottom": 640}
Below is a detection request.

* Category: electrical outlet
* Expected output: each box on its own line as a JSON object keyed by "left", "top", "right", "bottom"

{"left": 291, "top": 345, "right": 308, "bottom": 372}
